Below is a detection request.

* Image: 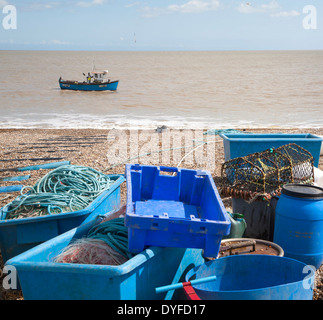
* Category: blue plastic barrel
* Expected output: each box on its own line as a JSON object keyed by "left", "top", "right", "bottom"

{"left": 185, "top": 255, "right": 314, "bottom": 300}
{"left": 273, "top": 184, "right": 323, "bottom": 269}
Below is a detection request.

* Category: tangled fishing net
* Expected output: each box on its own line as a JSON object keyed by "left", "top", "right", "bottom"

{"left": 54, "top": 212, "right": 135, "bottom": 266}
{"left": 54, "top": 238, "right": 129, "bottom": 265}
{"left": 220, "top": 143, "right": 314, "bottom": 202}
{"left": 2, "top": 165, "right": 114, "bottom": 219}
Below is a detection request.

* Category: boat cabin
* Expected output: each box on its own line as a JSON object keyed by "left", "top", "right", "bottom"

{"left": 90, "top": 70, "right": 109, "bottom": 83}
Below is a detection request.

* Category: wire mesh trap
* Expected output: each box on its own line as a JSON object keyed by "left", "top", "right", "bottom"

{"left": 220, "top": 143, "right": 314, "bottom": 201}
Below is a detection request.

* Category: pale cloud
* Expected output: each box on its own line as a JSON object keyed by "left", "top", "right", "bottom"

{"left": 77, "top": 0, "right": 105, "bottom": 8}
{"left": 24, "top": 2, "right": 60, "bottom": 10}
{"left": 237, "top": 1, "right": 280, "bottom": 14}
{"left": 237, "top": 1, "right": 301, "bottom": 19}
{"left": 271, "top": 10, "right": 300, "bottom": 18}
{"left": 40, "top": 40, "right": 71, "bottom": 45}
{"left": 124, "top": 2, "right": 140, "bottom": 8}
{"left": 0, "top": 0, "right": 8, "bottom": 7}
{"left": 168, "top": 0, "right": 220, "bottom": 14}
{"left": 51, "top": 40, "right": 71, "bottom": 45}
{"left": 261, "top": 0, "right": 279, "bottom": 10}
{"left": 141, "top": 0, "right": 220, "bottom": 17}
{"left": 237, "top": 3, "right": 261, "bottom": 14}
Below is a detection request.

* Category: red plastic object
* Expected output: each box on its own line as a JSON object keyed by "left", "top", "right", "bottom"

{"left": 183, "top": 281, "right": 201, "bottom": 300}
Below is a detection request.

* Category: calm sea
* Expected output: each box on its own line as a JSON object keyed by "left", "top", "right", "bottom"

{"left": 0, "top": 50, "right": 322, "bottom": 129}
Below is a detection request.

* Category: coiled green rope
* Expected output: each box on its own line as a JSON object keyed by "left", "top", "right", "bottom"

{"left": 4, "top": 165, "right": 113, "bottom": 219}
{"left": 87, "top": 218, "right": 134, "bottom": 260}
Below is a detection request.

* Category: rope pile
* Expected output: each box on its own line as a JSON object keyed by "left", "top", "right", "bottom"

{"left": 3, "top": 165, "right": 114, "bottom": 219}
{"left": 54, "top": 216, "right": 134, "bottom": 265}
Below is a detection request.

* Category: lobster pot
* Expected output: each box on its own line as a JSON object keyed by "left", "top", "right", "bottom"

{"left": 221, "top": 143, "right": 314, "bottom": 201}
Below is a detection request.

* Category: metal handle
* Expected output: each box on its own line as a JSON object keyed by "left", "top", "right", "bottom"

{"left": 220, "top": 240, "right": 257, "bottom": 255}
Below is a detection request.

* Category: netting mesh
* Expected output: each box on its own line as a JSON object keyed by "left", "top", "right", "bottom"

{"left": 220, "top": 143, "right": 314, "bottom": 201}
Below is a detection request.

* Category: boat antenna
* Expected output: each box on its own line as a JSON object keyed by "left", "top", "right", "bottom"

{"left": 92, "top": 58, "right": 96, "bottom": 72}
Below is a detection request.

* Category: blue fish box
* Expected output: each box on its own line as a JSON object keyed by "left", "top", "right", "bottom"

{"left": 5, "top": 211, "right": 204, "bottom": 300}
{"left": 125, "top": 164, "right": 231, "bottom": 258}
{"left": 0, "top": 174, "right": 125, "bottom": 263}
{"left": 220, "top": 133, "right": 323, "bottom": 167}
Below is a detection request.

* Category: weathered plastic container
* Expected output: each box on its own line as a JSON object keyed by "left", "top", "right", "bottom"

{"left": 203, "top": 238, "right": 284, "bottom": 260}
{"left": 232, "top": 197, "right": 278, "bottom": 241}
{"left": 274, "top": 184, "right": 323, "bottom": 269}
{"left": 125, "top": 164, "right": 231, "bottom": 258}
{"left": 185, "top": 255, "right": 314, "bottom": 300}
{"left": 0, "top": 174, "right": 125, "bottom": 263}
{"left": 220, "top": 133, "right": 322, "bottom": 167}
{"left": 5, "top": 211, "right": 204, "bottom": 300}
{"left": 217, "top": 238, "right": 284, "bottom": 258}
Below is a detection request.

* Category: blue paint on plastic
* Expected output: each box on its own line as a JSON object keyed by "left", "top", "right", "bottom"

{"left": 125, "top": 164, "right": 231, "bottom": 258}
{"left": 186, "top": 255, "right": 314, "bottom": 300}
{"left": 17, "top": 161, "right": 70, "bottom": 172}
{"left": 59, "top": 81, "right": 119, "bottom": 91}
{"left": 5, "top": 210, "right": 204, "bottom": 300}
{"left": 0, "top": 174, "right": 125, "bottom": 263}
{"left": 274, "top": 184, "right": 323, "bottom": 269}
{"left": 0, "top": 175, "right": 30, "bottom": 182}
{"left": 0, "top": 185, "right": 23, "bottom": 193}
{"left": 155, "top": 275, "right": 217, "bottom": 294}
{"left": 220, "top": 133, "right": 323, "bottom": 167}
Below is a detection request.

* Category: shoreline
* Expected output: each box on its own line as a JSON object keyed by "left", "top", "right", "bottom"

{"left": 1, "top": 125, "right": 323, "bottom": 131}
{"left": 0, "top": 127, "right": 323, "bottom": 300}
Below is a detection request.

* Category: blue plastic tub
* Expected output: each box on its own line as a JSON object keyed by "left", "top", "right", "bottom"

{"left": 125, "top": 164, "right": 231, "bottom": 258}
{"left": 185, "top": 255, "right": 314, "bottom": 300}
{"left": 220, "top": 133, "right": 322, "bottom": 167}
{"left": 0, "top": 174, "right": 125, "bottom": 263}
{"left": 5, "top": 211, "right": 204, "bottom": 300}
{"left": 274, "top": 184, "right": 323, "bottom": 269}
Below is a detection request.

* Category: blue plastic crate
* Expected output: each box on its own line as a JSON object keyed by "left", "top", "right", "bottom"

{"left": 220, "top": 133, "right": 323, "bottom": 167}
{"left": 125, "top": 164, "right": 231, "bottom": 258}
{"left": 5, "top": 211, "right": 204, "bottom": 300}
{"left": 0, "top": 174, "right": 125, "bottom": 263}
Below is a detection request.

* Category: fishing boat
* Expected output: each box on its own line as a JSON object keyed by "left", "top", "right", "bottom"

{"left": 59, "top": 70, "right": 119, "bottom": 91}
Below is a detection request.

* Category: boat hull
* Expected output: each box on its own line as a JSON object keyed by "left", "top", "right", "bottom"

{"left": 59, "top": 80, "right": 119, "bottom": 91}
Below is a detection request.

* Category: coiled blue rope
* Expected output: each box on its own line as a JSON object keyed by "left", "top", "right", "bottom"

{"left": 4, "top": 165, "right": 113, "bottom": 219}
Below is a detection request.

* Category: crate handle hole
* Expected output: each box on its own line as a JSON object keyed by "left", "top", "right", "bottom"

{"left": 160, "top": 170, "right": 178, "bottom": 176}
{"left": 159, "top": 167, "right": 179, "bottom": 176}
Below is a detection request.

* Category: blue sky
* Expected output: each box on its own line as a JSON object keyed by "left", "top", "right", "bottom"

{"left": 0, "top": 0, "right": 322, "bottom": 50}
